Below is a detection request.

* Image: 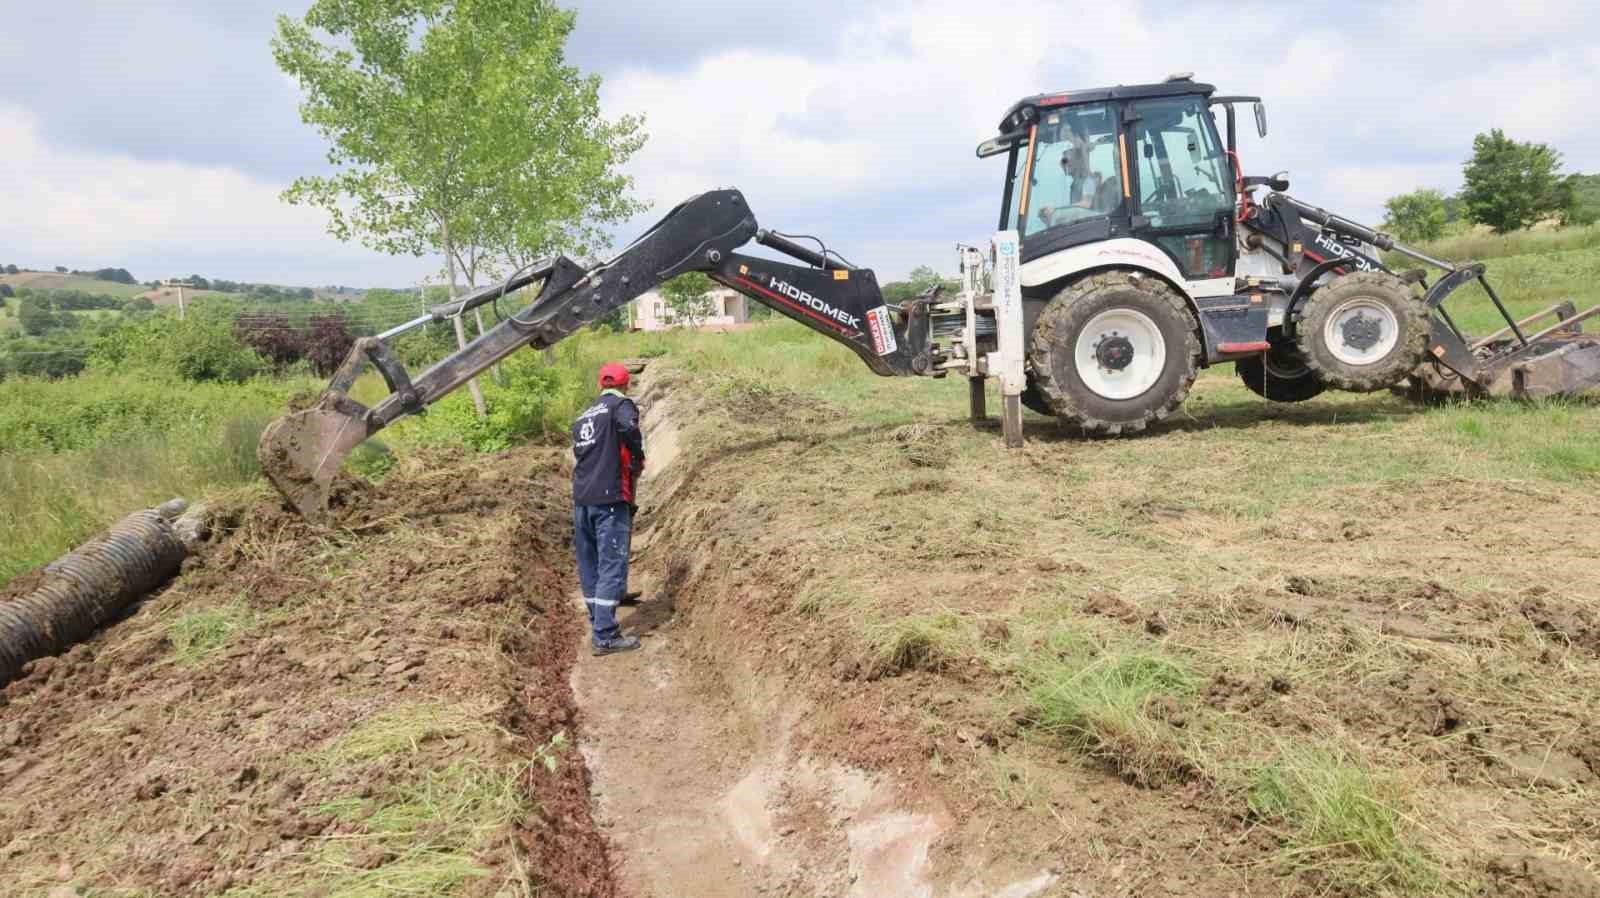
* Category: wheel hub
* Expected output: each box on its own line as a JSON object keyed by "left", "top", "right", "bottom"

{"left": 1322, "top": 297, "right": 1401, "bottom": 367}
{"left": 1073, "top": 308, "right": 1167, "bottom": 401}
{"left": 1095, "top": 334, "right": 1135, "bottom": 371}
{"left": 1341, "top": 313, "right": 1382, "bottom": 351}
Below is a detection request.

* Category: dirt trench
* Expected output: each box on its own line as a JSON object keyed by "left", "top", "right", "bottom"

{"left": 570, "top": 380, "right": 1061, "bottom": 898}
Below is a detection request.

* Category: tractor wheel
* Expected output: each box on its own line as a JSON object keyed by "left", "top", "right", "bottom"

{"left": 1028, "top": 272, "right": 1201, "bottom": 435}
{"left": 1236, "top": 344, "right": 1325, "bottom": 403}
{"left": 1295, "top": 272, "right": 1428, "bottom": 393}
{"left": 1021, "top": 380, "right": 1055, "bottom": 416}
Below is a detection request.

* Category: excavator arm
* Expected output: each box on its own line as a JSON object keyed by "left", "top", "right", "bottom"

{"left": 258, "top": 188, "right": 935, "bottom": 519}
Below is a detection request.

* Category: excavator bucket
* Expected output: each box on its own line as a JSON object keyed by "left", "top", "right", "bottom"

{"left": 256, "top": 397, "right": 371, "bottom": 521}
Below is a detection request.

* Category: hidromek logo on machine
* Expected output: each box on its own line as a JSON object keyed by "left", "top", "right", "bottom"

{"left": 769, "top": 276, "right": 861, "bottom": 330}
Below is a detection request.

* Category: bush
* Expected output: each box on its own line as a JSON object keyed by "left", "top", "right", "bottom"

{"left": 391, "top": 351, "right": 594, "bottom": 452}
{"left": 306, "top": 313, "right": 355, "bottom": 376}
{"left": 90, "top": 312, "right": 262, "bottom": 383}
{"left": 234, "top": 313, "right": 307, "bottom": 368}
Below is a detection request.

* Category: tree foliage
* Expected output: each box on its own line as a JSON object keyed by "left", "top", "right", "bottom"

{"left": 1382, "top": 188, "right": 1448, "bottom": 243}
{"left": 272, "top": 0, "right": 646, "bottom": 274}
{"left": 89, "top": 312, "right": 262, "bottom": 384}
{"left": 659, "top": 272, "right": 715, "bottom": 327}
{"left": 881, "top": 265, "right": 959, "bottom": 304}
{"left": 1461, "top": 129, "right": 1571, "bottom": 233}
{"left": 234, "top": 314, "right": 308, "bottom": 369}
{"left": 305, "top": 313, "right": 356, "bottom": 376}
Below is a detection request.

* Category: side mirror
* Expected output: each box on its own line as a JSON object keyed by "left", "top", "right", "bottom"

{"left": 1270, "top": 170, "right": 1290, "bottom": 191}
{"left": 1253, "top": 102, "right": 1268, "bottom": 138}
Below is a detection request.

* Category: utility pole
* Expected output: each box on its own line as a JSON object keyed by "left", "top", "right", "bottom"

{"left": 163, "top": 279, "right": 196, "bottom": 321}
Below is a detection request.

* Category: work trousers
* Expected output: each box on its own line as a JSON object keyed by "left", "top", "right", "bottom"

{"left": 574, "top": 502, "right": 632, "bottom": 642}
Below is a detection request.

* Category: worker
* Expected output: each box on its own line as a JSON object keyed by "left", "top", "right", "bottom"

{"left": 1037, "top": 132, "right": 1120, "bottom": 228}
{"left": 571, "top": 362, "right": 645, "bottom": 656}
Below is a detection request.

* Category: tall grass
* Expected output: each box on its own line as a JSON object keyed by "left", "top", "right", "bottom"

{"left": 1391, "top": 222, "right": 1600, "bottom": 265}
{"left": 1248, "top": 743, "right": 1439, "bottom": 894}
{"left": 0, "top": 371, "right": 305, "bottom": 589}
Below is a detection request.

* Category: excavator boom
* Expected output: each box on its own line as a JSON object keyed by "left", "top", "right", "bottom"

{"left": 258, "top": 188, "right": 934, "bottom": 520}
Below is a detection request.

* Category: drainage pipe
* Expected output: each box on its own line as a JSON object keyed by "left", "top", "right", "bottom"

{"left": 0, "top": 503, "right": 189, "bottom": 686}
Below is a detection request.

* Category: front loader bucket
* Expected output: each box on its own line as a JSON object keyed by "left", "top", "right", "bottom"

{"left": 256, "top": 398, "right": 371, "bottom": 522}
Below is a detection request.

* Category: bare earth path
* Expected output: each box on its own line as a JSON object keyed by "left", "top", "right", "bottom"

{"left": 570, "top": 386, "right": 1060, "bottom": 898}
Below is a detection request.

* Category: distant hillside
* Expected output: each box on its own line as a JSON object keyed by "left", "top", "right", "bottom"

{"left": 0, "top": 271, "right": 149, "bottom": 299}
{"left": 138, "top": 285, "right": 232, "bottom": 307}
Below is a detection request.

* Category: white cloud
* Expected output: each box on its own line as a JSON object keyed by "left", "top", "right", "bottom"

{"left": 4, "top": 1, "right": 1598, "bottom": 286}
{"left": 0, "top": 104, "right": 439, "bottom": 287}
{"left": 597, "top": 0, "right": 1600, "bottom": 279}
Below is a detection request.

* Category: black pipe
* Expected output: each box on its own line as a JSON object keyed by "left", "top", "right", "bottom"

{"left": 0, "top": 508, "right": 186, "bottom": 686}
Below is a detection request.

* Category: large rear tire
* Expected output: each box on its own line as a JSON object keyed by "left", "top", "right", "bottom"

{"left": 1028, "top": 272, "right": 1201, "bottom": 435}
{"left": 1295, "top": 272, "right": 1428, "bottom": 393}
{"left": 1236, "top": 344, "right": 1325, "bottom": 403}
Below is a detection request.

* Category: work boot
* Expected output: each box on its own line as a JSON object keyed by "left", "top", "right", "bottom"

{"left": 620, "top": 590, "right": 644, "bottom": 607}
{"left": 592, "top": 635, "right": 641, "bottom": 656}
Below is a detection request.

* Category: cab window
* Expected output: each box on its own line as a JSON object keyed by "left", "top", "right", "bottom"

{"left": 1129, "top": 95, "right": 1232, "bottom": 230}
{"left": 1019, "top": 102, "right": 1123, "bottom": 237}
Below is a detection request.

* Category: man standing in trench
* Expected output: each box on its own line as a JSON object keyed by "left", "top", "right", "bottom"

{"left": 571, "top": 362, "right": 644, "bottom": 655}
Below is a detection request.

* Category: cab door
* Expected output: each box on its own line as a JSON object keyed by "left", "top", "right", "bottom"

{"left": 1123, "top": 95, "right": 1236, "bottom": 290}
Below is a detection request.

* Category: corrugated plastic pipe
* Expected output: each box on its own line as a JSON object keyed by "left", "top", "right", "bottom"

{"left": 0, "top": 505, "right": 187, "bottom": 686}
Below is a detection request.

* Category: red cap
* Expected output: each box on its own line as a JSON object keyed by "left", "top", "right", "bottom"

{"left": 598, "top": 362, "right": 630, "bottom": 390}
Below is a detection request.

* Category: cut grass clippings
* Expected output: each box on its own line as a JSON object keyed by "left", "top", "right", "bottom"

{"left": 224, "top": 700, "right": 535, "bottom": 898}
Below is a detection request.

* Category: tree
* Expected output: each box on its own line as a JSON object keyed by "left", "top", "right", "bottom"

{"left": 1382, "top": 188, "right": 1448, "bottom": 243}
{"left": 305, "top": 313, "right": 355, "bottom": 376}
{"left": 1558, "top": 173, "right": 1600, "bottom": 226}
{"left": 4, "top": 264, "right": 18, "bottom": 275}
{"left": 659, "top": 272, "right": 714, "bottom": 328}
{"left": 1461, "top": 129, "right": 1570, "bottom": 233}
{"left": 18, "top": 298, "right": 56, "bottom": 336}
{"left": 881, "top": 264, "right": 959, "bottom": 304}
{"left": 234, "top": 314, "right": 308, "bottom": 368}
{"left": 273, "top": 0, "right": 646, "bottom": 417}
{"left": 54, "top": 266, "right": 67, "bottom": 273}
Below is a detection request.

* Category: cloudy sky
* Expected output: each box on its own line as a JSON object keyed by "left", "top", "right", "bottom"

{"left": 2, "top": 1, "right": 1596, "bottom": 288}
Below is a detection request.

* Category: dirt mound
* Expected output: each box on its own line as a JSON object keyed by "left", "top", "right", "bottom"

{"left": 0, "top": 449, "right": 614, "bottom": 897}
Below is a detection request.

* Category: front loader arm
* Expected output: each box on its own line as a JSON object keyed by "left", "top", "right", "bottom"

{"left": 258, "top": 188, "right": 933, "bottom": 519}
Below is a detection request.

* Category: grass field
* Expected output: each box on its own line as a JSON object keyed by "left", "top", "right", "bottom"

{"left": 0, "top": 271, "right": 150, "bottom": 298}
{"left": 630, "top": 319, "right": 1600, "bottom": 895}
{"left": 3, "top": 239, "right": 1598, "bottom": 894}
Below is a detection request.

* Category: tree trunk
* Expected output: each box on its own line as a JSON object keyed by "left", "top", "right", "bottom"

{"left": 443, "top": 220, "right": 487, "bottom": 419}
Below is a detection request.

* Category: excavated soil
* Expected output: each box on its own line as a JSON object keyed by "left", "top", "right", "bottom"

{"left": 0, "top": 449, "right": 614, "bottom": 897}
{"left": 5, "top": 367, "right": 1600, "bottom": 898}
{"left": 569, "top": 372, "right": 1600, "bottom": 898}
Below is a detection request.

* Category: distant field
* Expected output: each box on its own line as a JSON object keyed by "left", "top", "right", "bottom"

{"left": 0, "top": 271, "right": 148, "bottom": 298}
{"left": 139, "top": 285, "right": 231, "bottom": 307}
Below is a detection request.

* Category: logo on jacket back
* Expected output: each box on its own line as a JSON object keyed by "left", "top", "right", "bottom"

{"left": 768, "top": 276, "right": 861, "bottom": 330}
{"left": 574, "top": 401, "right": 607, "bottom": 450}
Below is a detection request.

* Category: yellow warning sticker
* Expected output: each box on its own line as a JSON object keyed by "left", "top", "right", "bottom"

{"left": 1291, "top": 242, "right": 1302, "bottom": 255}
{"left": 833, "top": 269, "right": 849, "bottom": 280}
{"left": 739, "top": 264, "right": 748, "bottom": 275}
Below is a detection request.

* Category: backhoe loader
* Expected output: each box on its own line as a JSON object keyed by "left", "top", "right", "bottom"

{"left": 259, "top": 74, "right": 1600, "bottom": 520}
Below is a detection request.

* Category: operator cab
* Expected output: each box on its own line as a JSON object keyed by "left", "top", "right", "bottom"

{"left": 979, "top": 75, "right": 1243, "bottom": 282}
